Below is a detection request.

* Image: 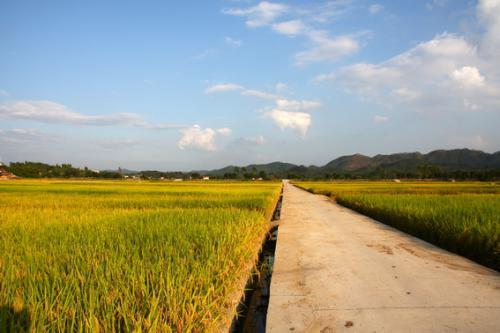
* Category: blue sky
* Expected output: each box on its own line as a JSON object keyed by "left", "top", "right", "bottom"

{"left": 1, "top": 0, "right": 499, "bottom": 170}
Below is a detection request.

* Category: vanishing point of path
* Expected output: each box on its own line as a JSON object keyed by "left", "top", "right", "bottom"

{"left": 266, "top": 181, "right": 500, "bottom": 332}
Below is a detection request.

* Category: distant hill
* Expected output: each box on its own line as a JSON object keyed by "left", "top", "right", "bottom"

{"left": 3, "top": 149, "right": 499, "bottom": 180}
{"left": 203, "top": 149, "right": 500, "bottom": 179}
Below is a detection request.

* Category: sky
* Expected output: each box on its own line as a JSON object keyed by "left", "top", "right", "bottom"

{"left": 1, "top": 0, "right": 499, "bottom": 171}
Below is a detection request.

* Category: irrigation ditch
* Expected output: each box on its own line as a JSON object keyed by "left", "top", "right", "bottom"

{"left": 229, "top": 185, "right": 283, "bottom": 333}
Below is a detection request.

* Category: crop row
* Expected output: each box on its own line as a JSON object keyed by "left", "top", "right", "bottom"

{"left": 0, "top": 180, "right": 281, "bottom": 332}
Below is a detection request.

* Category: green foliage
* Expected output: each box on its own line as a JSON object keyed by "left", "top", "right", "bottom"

{"left": 0, "top": 180, "right": 281, "bottom": 331}
{"left": 295, "top": 181, "right": 500, "bottom": 270}
{"left": 6, "top": 162, "right": 122, "bottom": 179}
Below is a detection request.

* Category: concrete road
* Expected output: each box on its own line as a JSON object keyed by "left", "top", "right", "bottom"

{"left": 266, "top": 182, "right": 500, "bottom": 332}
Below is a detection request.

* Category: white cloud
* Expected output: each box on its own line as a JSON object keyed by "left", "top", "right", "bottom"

{"left": 0, "top": 100, "right": 184, "bottom": 129}
{"left": 241, "top": 135, "right": 266, "bottom": 145}
{"left": 478, "top": 0, "right": 500, "bottom": 61}
{"left": 316, "top": 20, "right": 500, "bottom": 113}
{"left": 205, "top": 83, "right": 278, "bottom": 99}
{"left": 204, "top": 83, "right": 320, "bottom": 138}
{"left": 266, "top": 109, "right": 311, "bottom": 138}
{"left": 312, "top": 72, "right": 336, "bottom": 83}
{"left": 240, "top": 89, "right": 278, "bottom": 99}
{"left": 216, "top": 127, "right": 232, "bottom": 136}
{"left": 178, "top": 125, "right": 217, "bottom": 151}
{"left": 391, "top": 87, "right": 421, "bottom": 101}
{"left": 0, "top": 89, "right": 9, "bottom": 96}
{"left": 369, "top": 4, "right": 384, "bottom": 14}
{"left": 205, "top": 83, "right": 243, "bottom": 94}
{"left": 0, "top": 100, "right": 141, "bottom": 126}
{"left": 373, "top": 115, "right": 389, "bottom": 124}
{"left": 224, "top": 1, "right": 360, "bottom": 65}
{"left": 294, "top": 31, "right": 359, "bottom": 65}
{"left": 223, "top": 1, "right": 288, "bottom": 27}
{"left": 225, "top": 36, "right": 242, "bottom": 47}
{"left": 272, "top": 19, "right": 306, "bottom": 36}
{"left": 450, "top": 66, "right": 485, "bottom": 88}
{"left": 276, "top": 98, "right": 321, "bottom": 111}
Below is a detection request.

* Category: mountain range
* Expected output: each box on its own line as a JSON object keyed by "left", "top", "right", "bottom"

{"left": 203, "top": 149, "right": 500, "bottom": 178}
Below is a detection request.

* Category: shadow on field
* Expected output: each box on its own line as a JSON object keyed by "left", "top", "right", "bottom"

{"left": 0, "top": 306, "right": 31, "bottom": 332}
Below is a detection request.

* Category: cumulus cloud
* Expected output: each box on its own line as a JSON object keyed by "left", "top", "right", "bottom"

{"left": 315, "top": 14, "right": 500, "bottom": 114}
{"left": 450, "top": 66, "right": 485, "bottom": 88}
{"left": 178, "top": 125, "right": 217, "bottom": 151}
{"left": 223, "top": 1, "right": 288, "bottom": 27}
{"left": 204, "top": 82, "right": 320, "bottom": 138}
{"left": 263, "top": 96, "right": 320, "bottom": 137}
{"left": 266, "top": 109, "right": 311, "bottom": 138}
{"left": 178, "top": 125, "right": 232, "bottom": 151}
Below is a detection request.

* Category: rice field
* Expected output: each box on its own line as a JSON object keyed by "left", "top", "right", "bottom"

{"left": 294, "top": 181, "right": 500, "bottom": 271}
{"left": 0, "top": 180, "right": 281, "bottom": 332}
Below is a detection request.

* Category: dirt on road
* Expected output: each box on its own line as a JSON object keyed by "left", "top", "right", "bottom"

{"left": 266, "top": 181, "right": 500, "bottom": 332}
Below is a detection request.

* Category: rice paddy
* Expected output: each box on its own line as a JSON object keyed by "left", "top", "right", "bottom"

{"left": 0, "top": 180, "right": 281, "bottom": 332}
{"left": 294, "top": 181, "right": 500, "bottom": 271}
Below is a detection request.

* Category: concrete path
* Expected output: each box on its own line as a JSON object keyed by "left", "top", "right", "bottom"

{"left": 266, "top": 181, "right": 500, "bottom": 332}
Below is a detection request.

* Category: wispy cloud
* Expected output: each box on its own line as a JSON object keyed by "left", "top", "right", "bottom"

{"left": 223, "top": 1, "right": 288, "bottom": 27}
{"left": 205, "top": 83, "right": 278, "bottom": 99}
{"left": 0, "top": 89, "right": 9, "bottom": 97}
{"left": 223, "top": 1, "right": 360, "bottom": 65}
{"left": 0, "top": 100, "right": 185, "bottom": 129}
{"left": 0, "top": 128, "right": 59, "bottom": 144}
{"left": 369, "top": 4, "right": 384, "bottom": 14}
{"left": 225, "top": 36, "right": 243, "bottom": 47}
{"left": 205, "top": 83, "right": 243, "bottom": 94}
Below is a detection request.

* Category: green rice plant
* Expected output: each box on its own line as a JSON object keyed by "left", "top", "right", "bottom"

{"left": 0, "top": 180, "right": 281, "bottom": 332}
{"left": 294, "top": 181, "right": 500, "bottom": 270}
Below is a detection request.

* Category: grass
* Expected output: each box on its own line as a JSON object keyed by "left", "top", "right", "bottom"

{"left": 294, "top": 181, "right": 500, "bottom": 271}
{"left": 0, "top": 179, "right": 281, "bottom": 332}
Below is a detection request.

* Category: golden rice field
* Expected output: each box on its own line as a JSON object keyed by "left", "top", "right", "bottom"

{"left": 0, "top": 180, "right": 281, "bottom": 332}
{"left": 294, "top": 181, "right": 500, "bottom": 271}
